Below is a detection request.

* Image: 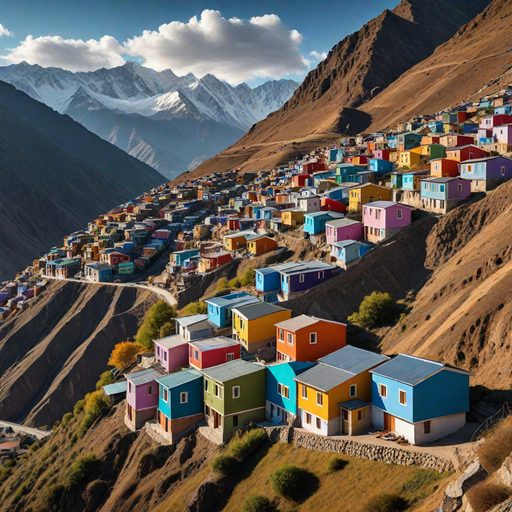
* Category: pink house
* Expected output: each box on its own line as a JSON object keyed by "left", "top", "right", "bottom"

{"left": 374, "top": 149, "right": 390, "bottom": 161}
{"left": 154, "top": 335, "right": 189, "bottom": 373}
{"left": 125, "top": 367, "right": 163, "bottom": 430}
{"left": 492, "top": 124, "right": 512, "bottom": 145}
{"left": 325, "top": 218, "right": 363, "bottom": 246}
{"left": 479, "top": 114, "right": 512, "bottom": 130}
{"left": 363, "top": 201, "right": 412, "bottom": 243}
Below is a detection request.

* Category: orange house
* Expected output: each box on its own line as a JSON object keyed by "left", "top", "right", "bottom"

{"left": 246, "top": 235, "right": 278, "bottom": 256}
{"left": 430, "top": 158, "right": 459, "bottom": 178}
{"left": 275, "top": 315, "right": 346, "bottom": 363}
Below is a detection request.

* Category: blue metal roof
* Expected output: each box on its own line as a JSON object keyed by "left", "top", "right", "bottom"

{"left": 103, "top": 380, "right": 127, "bottom": 396}
{"left": 319, "top": 345, "right": 389, "bottom": 374}
{"left": 157, "top": 368, "right": 202, "bottom": 389}
{"left": 205, "top": 291, "right": 259, "bottom": 308}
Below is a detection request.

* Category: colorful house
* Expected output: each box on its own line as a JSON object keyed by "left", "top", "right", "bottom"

{"left": 83, "top": 262, "right": 113, "bottom": 282}
{"left": 401, "top": 170, "right": 430, "bottom": 191}
{"left": 439, "top": 134, "right": 474, "bottom": 148}
{"left": 348, "top": 184, "right": 392, "bottom": 213}
{"left": 370, "top": 354, "right": 470, "bottom": 445}
{"left": 197, "top": 251, "right": 232, "bottom": 273}
{"left": 335, "top": 164, "right": 363, "bottom": 184}
{"left": 459, "top": 155, "right": 512, "bottom": 191}
{"left": 205, "top": 291, "right": 259, "bottom": 328}
{"left": 331, "top": 240, "right": 372, "bottom": 268}
{"left": 363, "top": 201, "right": 412, "bottom": 243}
{"left": 155, "top": 369, "right": 204, "bottom": 444}
{"left": 304, "top": 211, "right": 345, "bottom": 236}
{"left": 275, "top": 315, "right": 347, "bottom": 363}
{"left": 492, "top": 124, "right": 512, "bottom": 146}
{"left": 175, "top": 314, "right": 214, "bottom": 342}
{"left": 397, "top": 132, "right": 422, "bottom": 151}
{"left": 202, "top": 359, "right": 266, "bottom": 443}
{"left": 232, "top": 302, "right": 291, "bottom": 353}
{"left": 171, "top": 249, "right": 200, "bottom": 267}
{"left": 398, "top": 150, "right": 423, "bottom": 169}
{"left": 295, "top": 346, "right": 389, "bottom": 436}
{"left": 125, "top": 368, "right": 163, "bottom": 430}
{"left": 154, "top": 335, "right": 189, "bottom": 373}
{"left": 246, "top": 234, "right": 278, "bottom": 256}
{"left": 430, "top": 158, "right": 459, "bottom": 178}
{"left": 420, "top": 177, "right": 471, "bottom": 214}
{"left": 281, "top": 208, "right": 305, "bottom": 227}
{"left": 223, "top": 230, "right": 253, "bottom": 251}
{"left": 189, "top": 336, "right": 241, "bottom": 370}
{"left": 368, "top": 158, "right": 394, "bottom": 174}
{"left": 266, "top": 362, "right": 316, "bottom": 424}
{"left": 326, "top": 218, "right": 363, "bottom": 246}
{"left": 278, "top": 261, "right": 337, "bottom": 300}
{"left": 445, "top": 145, "right": 489, "bottom": 163}
{"left": 297, "top": 195, "right": 321, "bottom": 213}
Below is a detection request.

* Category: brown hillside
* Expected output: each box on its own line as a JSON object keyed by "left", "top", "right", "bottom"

{"left": 185, "top": 0, "right": 488, "bottom": 179}
{"left": 0, "top": 281, "right": 155, "bottom": 428}
{"left": 363, "top": 0, "right": 512, "bottom": 130}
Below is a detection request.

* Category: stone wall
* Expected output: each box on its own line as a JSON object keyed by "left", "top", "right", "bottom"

{"left": 263, "top": 426, "right": 453, "bottom": 473}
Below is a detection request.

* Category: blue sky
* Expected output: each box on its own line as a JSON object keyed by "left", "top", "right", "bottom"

{"left": 0, "top": 0, "right": 398, "bottom": 85}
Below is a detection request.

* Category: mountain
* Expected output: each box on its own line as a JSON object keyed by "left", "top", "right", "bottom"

{"left": 187, "top": 0, "right": 490, "bottom": 178}
{"left": 0, "top": 62, "right": 298, "bottom": 178}
{"left": 0, "top": 80, "right": 164, "bottom": 281}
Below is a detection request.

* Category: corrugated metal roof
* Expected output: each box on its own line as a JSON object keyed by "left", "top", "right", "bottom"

{"left": 175, "top": 314, "right": 209, "bottom": 327}
{"left": 365, "top": 201, "right": 398, "bottom": 209}
{"left": 294, "top": 363, "right": 354, "bottom": 391}
{"left": 325, "top": 218, "right": 361, "bottom": 228}
{"left": 201, "top": 359, "right": 264, "bottom": 382}
{"left": 103, "top": 381, "right": 127, "bottom": 396}
{"left": 319, "top": 345, "right": 389, "bottom": 374}
{"left": 205, "top": 292, "right": 259, "bottom": 308}
{"left": 232, "top": 302, "right": 289, "bottom": 320}
{"left": 370, "top": 354, "right": 467, "bottom": 385}
{"left": 154, "top": 334, "right": 188, "bottom": 349}
{"left": 126, "top": 367, "right": 163, "bottom": 385}
{"left": 157, "top": 368, "right": 202, "bottom": 388}
{"left": 189, "top": 336, "right": 239, "bottom": 352}
{"left": 280, "top": 261, "right": 336, "bottom": 276}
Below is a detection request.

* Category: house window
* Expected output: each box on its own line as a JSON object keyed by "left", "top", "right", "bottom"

{"left": 204, "top": 380, "right": 209, "bottom": 392}
{"left": 232, "top": 386, "right": 240, "bottom": 399}
{"left": 180, "top": 391, "right": 188, "bottom": 404}
{"left": 358, "top": 410, "right": 363, "bottom": 421}
{"left": 467, "top": 164, "right": 472, "bottom": 173}
{"left": 215, "top": 384, "right": 223, "bottom": 399}
{"left": 318, "top": 271, "right": 324, "bottom": 280}
{"left": 399, "top": 390, "right": 407, "bottom": 406}
{"left": 283, "top": 386, "right": 289, "bottom": 399}
{"left": 424, "top": 420, "right": 431, "bottom": 434}
{"left": 316, "top": 417, "right": 322, "bottom": 430}
{"left": 301, "top": 385, "right": 308, "bottom": 399}
{"left": 457, "top": 184, "right": 463, "bottom": 192}
{"left": 163, "top": 352, "right": 168, "bottom": 361}
{"left": 278, "top": 328, "right": 284, "bottom": 341}
{"left": 148, "top": 385, "right": 153, "bottom": 395}
{"left": 128, "top": 382, "right": 132, "bottom": 393}
{"left": 205, "top": 405, "right": 210, "bottom": 416}
{"left": 277, "top": 383, "right": 282, "bottom": 396}
{"left": 396, "top": 209, "right": 402, "bottom": 220}
{"left": 226, "top": 352, "right": 235, "bottom": 362}
{"left": 501, "top": 166, "right": 506, "bottom": 177}
{"left": 305, "top": 413, "right": 312, "bottom": 424}
{"left": 299, "top": 274, "right": 305, "bottom": 283}
{"left": 349, "top": 384, "right": 357, "bottom": 398}
{"left": 194, "top": 350, "right": 199, "bottom": 360}
{"left": 287, "top": 333, "right": 294, "bottom": 345}
{"left": 379, "top": 384, "right": 387, "bottom": 398}
{"left": 316, "top": 392, "right": 323, "bottom": 406}
{"left": 163, "top": 389, "right": 168, "bottom": 402}
{"left": 309, "top": 332, "right": 317, "bottom": 344}
{"left": 233, "top": 415, "right": 239, "bottom": 427}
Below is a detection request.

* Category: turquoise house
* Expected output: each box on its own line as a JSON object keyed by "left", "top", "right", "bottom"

{"left": 205, "top": 292, "right": 260, "bottom": 328}
{"left": 156, "top": 369, "right": 204, "bottom": 443}
{"left": 402, "top": 169, "right": 430, "bottom": 191}
{"left": 370, "top": 354, "right": 470, "bottom": 445}
{"left": 171, "top": 249, "right": 200, "bottom": 267}
{"left": 266, "top": 362, "right": 316, "bottom": 424}
{"left": 369, "top": 159, "right": 394, "bottom": 174}
{"left": 304, "top": 211, "right": 345, "bottom": 235}
{"left": 331, "top": 240, "right": 372, "bottom": 268}
{"left": 335, "top": 164, "right": 364, "bottom": 184}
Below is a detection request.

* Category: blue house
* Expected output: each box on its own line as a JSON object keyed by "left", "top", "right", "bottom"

{"left": 171, "top": 249, "right": 200, "bottom": 267}
{"left": 331, "top": 240, "right": 372, "bottom": 268}
{"left": 397, "top": 132, "right": 422, "bottom": 150}
{"left": 266, "top": 362, "right": 316, "bottom": 424}
{"left": 370, "top": 354, "right": 470, "bottom": 445}
{"left": 368, "top": 158, "right": 394, "bottom": 174}
{"left": 494, "top": 104, "right": 512, "bottom": 115}
{"left": 329, "top": 148, "right": 345, "bottom": 163}
{"left": 156, "top": 369, "right": 204, "bottom": 443}
{"left": 428, "top": 121, "right": 444, "bottom": 133}
{"left": 205, "top": 292, "right": 260, "bottom": 328}
{"left": 402, "top": 169, "right": 430, "bottom": 191}
{"left": 256, "top": 262, "right": 302, "bottom": 294}
{"left": 323, "top": 187, "right": 345, "bottom": 202}
{"left": 335, "top": 164, "right": 364, "bottom": 184}
{"left": 304, "top": 211, "right": 344, "bottom": 235}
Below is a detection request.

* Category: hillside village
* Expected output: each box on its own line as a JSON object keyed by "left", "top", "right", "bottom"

{"left": 1, "top": 86, "right": 512, "bottom": 460}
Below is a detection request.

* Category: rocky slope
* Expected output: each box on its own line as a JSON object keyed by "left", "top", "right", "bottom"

{"left": 0, "top": 62, "right": 298, "bottom": 178}
{"left": 0, "top": 80, "right": 164, "bottom": 281}
{"left": 187, "top": 0, "right": 489, "bottom": 178}
{"left": 0, "top": 281, "right": 156, "bottom": 427}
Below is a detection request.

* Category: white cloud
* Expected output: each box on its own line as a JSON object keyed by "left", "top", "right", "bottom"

{"left": 309, "top": 50, "right": 328, "bottom": 62}
{"left": 2, "top": 34, "right": 124, "bottom": 71}
{"left": 124, "top": 9, "right": 307, "bottom": 83}
{"left": 0, "top": 24, "right": 12, "bottom": 37}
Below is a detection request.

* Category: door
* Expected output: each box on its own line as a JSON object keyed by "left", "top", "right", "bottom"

{"left": 213, "top": 410, "right": 221, "bottom": 429}
{"left": 384, "top": 412, "right": 395, "bottom": 432}
{"left": 341, "top": 409, "right": 350, "bottom": 435}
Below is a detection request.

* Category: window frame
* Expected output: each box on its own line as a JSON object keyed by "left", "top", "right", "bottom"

{"left": 232, "top": 385, "right": 241, "bottom": 399}
{"left": 316, "top": 392, "right": 323, "bottom": 406}
{"left": 379, "top": 383, "right": 387, "bottom": 398}
{"left": 309, "top": 332, "right": 317, "bottom": 344}
{"left": 180, "top": 391, "right": 188, "bottom": 404}
{"left": 301, "top": 384, "right": 308, "bottom": 399}
{"left": 349, "top": 384, "right": 357, "bottom": 398}
{"left": 399, "top": 389, "right": 407, "bottom": 406}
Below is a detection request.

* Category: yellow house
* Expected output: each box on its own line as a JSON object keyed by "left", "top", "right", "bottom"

{"left": 281, "top": 208, "right": 305, "bottom": 227}
{"left": 231, "top": 302, "right": 291, "bottom": 353}
{"left": 223, "top": 230, "right": 255, "bottom": 251}
{"left": 295, "top": 346, "right": 390, "bottom": 436}
{"left": 348, "top": 183, "right": 392, "bottom": 213}
{"left": 397, "top": 149, "right": 423, "bottom": 169}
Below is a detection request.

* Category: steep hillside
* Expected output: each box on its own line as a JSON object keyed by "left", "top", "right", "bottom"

{"left": 187, "top": 0, "right": 489, "bottom": 178}
{"left": 0, "top": 81, "right": 164, "bottom": 281}
{"left": 0, "top": 281, "right": 155, "bottom": 427}
{"left": 362, "top": 0, "right": 512, "bottom": 130}
{"left": 284, "top": 182, "right": 512, "bottom": 390}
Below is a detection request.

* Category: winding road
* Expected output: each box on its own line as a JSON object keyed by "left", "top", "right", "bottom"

{"left": 0, "top": 420, "right": 51, "bottom": 439}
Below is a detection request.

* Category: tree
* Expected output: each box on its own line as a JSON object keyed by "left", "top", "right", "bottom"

{"left": 180, "top": 301, "right": 207, "bottom": 316}
{"left": 135, "top": 300, "right": 176, "bottom": 348}
{"left": 159, "top": 321, "right": 175, "bottom": 338}
{"left": 108, "top": 341, "right": 145, "bottom": 370}
{"left": 239, "top": 268, "right": 255, "bottom": 287}
{"left": 348, "top": 291, "right": 397, "bottom": 329}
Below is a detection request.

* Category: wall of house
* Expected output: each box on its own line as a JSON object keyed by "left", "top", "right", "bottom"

{"left": 223, "top": 370, "right": 266, "bottom": 416}
{"left": 245, "top": 311, "right": 292, "bottom": 346}
{"left": 371, "top": 376, "right": 414, "bottom": 423}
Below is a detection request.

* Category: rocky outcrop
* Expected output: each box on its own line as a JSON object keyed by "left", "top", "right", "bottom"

{"left": 497, "top": 455, "right": 512, "bottom": 488}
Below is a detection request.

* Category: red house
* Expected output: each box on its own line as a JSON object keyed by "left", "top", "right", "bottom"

{"left": 292, "top": 173, "right": 311, "bottom": 187}
{"left": 188, "top": 336, "right": 240, "bottom": 369}
{"left": 439, "top": 134, "right": 474, "bottom": 148}
{"left": 302, "top": 162, "right": 328, "bottom": 174}
{"left": 101, "top": 251, "right": 130, "bottom": 266}
{"left": 445, "top": 145, "right": 489, "bottom": 163}
{"left": 227, "top": 218, "right": 241, "bottom": 231}
{"left": 321, "top": 197, "right": 347, "bottom": 213}
{"left": 373, "top": 149, "right": 390, "bottom": 161}
{"left": 198, "top": 251, "right": 232, "bottom": 272}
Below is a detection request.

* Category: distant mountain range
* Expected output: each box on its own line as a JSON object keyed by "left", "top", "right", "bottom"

{"left": 0, "top": 62, "right": 298, "bottom": 178}
{"left": 0, "top": 80, "right": 164, "bottom": 281}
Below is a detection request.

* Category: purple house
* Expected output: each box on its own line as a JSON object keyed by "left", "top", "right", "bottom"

{"left": 459, "top": 156, "right": 512, "bottom": 192}
{"left": 362, "top": 201, "right": 412, "bottom": 243}
{"left": 420, "top": 177, "right": 471, "bottom": 214}
{"left": 125, "top": 367, "right": 162, "bottom": 430}
{"left": 279, "top": 261, "right": 338, "bottom": 300}
{"left": 154, "top": 335, "right": 189, "bottom": 373}
{"left": 326, "top": 218, "right": 363, "bottom": 246}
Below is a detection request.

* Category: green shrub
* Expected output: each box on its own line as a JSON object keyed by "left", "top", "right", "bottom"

{"left": 78, "top": 391, "right": 110, "bottom": 436}
{"left": 159, "top": 321, "right": 175, "bottom": 337}
{"left": 466, "top": 481, "right": 511, "bottom": 512}
{"left": 61, "top": 412, "right": 74, "bottom": 426}
{"left": 95, "top": 371, "right": 114, "bottom": 390}
{"left": 73, "top": 399, "right": 85, "bottom": 416}
{"left": 239, "top": 268, "right": 255, "bottom": 287}
{"left": 41, "top": 483, "right": 65, "bottom": 511}
{"left": 66, "top": 455, "right": 99, "bottom": 487}
{"left": 348, "top": 292, "right": 398, "bottom": 328}
{"left": 211, "top": 454, "right": 239, "bottom": 476}
{"left": 327, "top": 456, "right": 348, "bottom": 473}
{"left": 228, "top": 277, "right": 241, "bottom": 289}
{"left": 215, "top": 277, "right": 229, "bottom": 291}
{"left": 230, "top": 429, "right": 267, "bottom": 460}
{"left": 364, "top": 493, "right": 408, "bottom": 512}
{"left": 136, "top": 300, "right": 176, "bottom": 348}
{"left": 270, "top": 464, "right": 311, "bottom": 500}
{"left": 180, "top": 301, "right": 207, "bottom": 316}
{"left": 243, "top": 495, "right": 274, "bottom": 512}
{"left": 478, "top": 417, "right": 512, "bottom": 472}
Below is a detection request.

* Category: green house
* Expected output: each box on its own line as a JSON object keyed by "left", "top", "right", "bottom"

{"left": 202, "top": 359, "right": 266, "bottom": 443}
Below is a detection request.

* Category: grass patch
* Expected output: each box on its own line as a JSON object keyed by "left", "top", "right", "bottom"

{"left": 231, "top": 429, "right": 268, "bottom": 460}
{"left": 478, "top": 417, "right": 512, "bottom": 473}
{"left": 466, "top": 481, "right": 511, "bottom": 512}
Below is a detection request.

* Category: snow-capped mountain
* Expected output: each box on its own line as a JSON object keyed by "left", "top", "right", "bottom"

{"left": 0, "top": 62, "right": 298, "bottom": 177}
